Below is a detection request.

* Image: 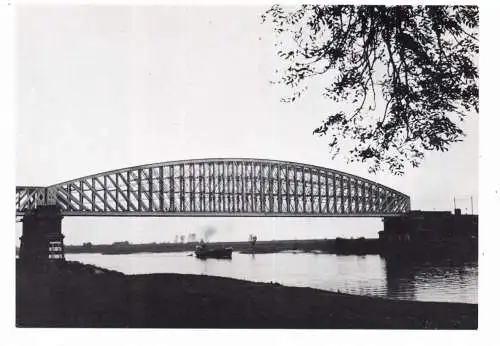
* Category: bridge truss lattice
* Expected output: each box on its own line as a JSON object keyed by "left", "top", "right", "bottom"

{"left": 16, "top": 159, "right": 410, "bottom": 217}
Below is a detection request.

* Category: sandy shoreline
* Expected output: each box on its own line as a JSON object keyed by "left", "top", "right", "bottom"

{"left": 16, "top": 261, "right": 477, "bottom": 329}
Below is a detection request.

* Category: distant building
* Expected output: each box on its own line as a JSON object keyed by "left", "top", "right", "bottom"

{"left": 378, "top": 209, "right": 478, "bottom": 243}
{"left": 112, "top": 241, "right": 130, "bottom": 246}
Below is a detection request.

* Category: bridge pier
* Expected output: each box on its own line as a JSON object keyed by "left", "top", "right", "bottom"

{"left": 19, "top": 205, "right": 65, "bottom": 269}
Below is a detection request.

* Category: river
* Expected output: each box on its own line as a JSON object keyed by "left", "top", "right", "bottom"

{"left": 66, "top": 252, "right": 478, "bottom": 304}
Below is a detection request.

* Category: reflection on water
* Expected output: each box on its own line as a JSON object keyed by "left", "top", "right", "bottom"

{"left": 66, "top": 252, "right": 477, "bottom": 304}
{"left": 385, "top": 259, "right": 417, "bottom": 301}
{"left": 384, "top": 257, "right": 478, "bottom": 303}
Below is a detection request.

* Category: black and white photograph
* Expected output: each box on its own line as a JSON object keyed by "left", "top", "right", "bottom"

{"left": 5, "top": 0, "right": 488, "bottom": 337}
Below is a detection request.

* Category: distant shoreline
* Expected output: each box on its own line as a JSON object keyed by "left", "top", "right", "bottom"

{"left": 64, "top": 238, "right": 380, "bottom": 255}
{"left": 61, "top": 237, "right": 478, "bottom": 259}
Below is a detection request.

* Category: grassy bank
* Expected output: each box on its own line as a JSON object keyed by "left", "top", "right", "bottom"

{"left": 16, "top": 261, "right": 477, "bottom": 329}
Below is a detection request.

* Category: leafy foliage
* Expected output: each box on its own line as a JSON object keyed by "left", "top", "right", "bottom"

{"left": 264, "top": 5, "right": 478, "bottom": 174}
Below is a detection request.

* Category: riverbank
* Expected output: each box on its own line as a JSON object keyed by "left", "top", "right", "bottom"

{"left": 16, "top": 261, "right": 477, "bottom": 329}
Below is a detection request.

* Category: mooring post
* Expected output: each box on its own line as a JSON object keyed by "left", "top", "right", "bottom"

{"left": 19, "top": 205, "right": 65, "bottom": 269}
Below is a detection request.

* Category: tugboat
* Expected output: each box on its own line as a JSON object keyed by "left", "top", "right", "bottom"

{"left": 194, "top": 241, "right": 232, "bottom": 260}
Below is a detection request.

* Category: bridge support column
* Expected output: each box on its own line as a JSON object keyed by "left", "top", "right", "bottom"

{"left": 19, "top": 205, "right": 65, "bottom": 269}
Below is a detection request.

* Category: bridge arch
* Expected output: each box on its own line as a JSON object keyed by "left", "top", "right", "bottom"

{"left": 16, "top": 158, "right": 410, "bottom": 217}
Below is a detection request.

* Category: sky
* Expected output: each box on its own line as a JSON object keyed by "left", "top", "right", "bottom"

{"left": 15, "top": 5, "right": 478, "bottom": 245}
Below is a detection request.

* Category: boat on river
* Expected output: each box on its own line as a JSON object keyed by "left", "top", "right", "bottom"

{"left": 194, "top": 243, "right": 233, "bottom": 259}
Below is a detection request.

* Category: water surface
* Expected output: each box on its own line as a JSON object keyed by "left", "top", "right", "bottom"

{"left": 67, "top": 252, "right": 477, "bottom": 304}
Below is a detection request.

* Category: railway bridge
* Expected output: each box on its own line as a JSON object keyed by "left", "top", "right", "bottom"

{"left": 15, "top": 158, "right": 410, "bottom": 266}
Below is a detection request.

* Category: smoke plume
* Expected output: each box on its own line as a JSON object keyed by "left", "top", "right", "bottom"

{"left": 203, "top": 226, "right": 217, "bottom": 242}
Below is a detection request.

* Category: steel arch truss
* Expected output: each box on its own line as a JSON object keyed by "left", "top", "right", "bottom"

{"left": 16, "top": 159, "right": 410, "bottom": 217}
